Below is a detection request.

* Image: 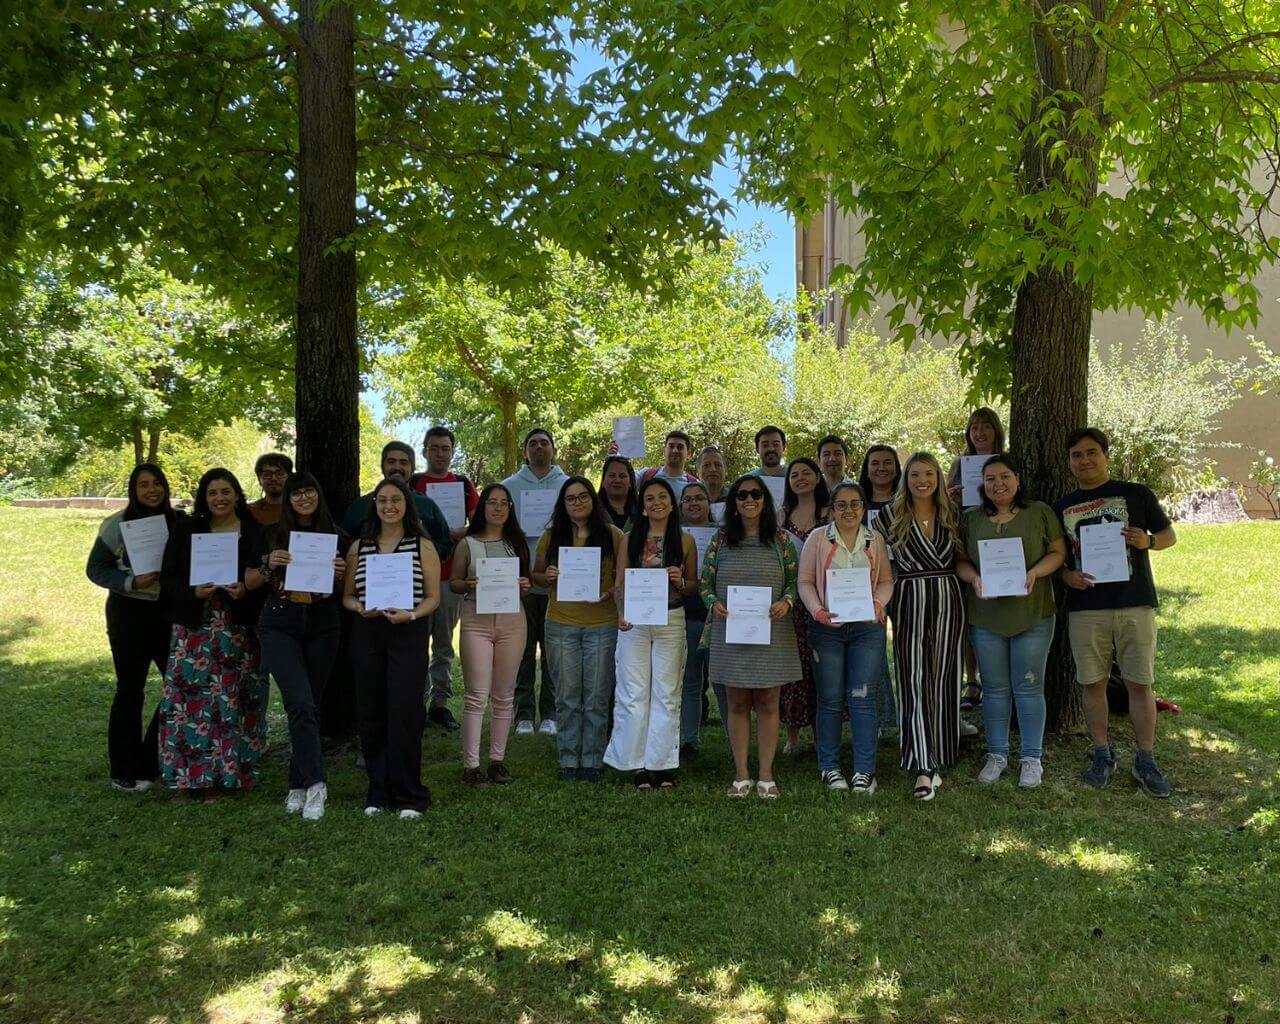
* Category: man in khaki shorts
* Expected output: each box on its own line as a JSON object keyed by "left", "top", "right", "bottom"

{"left": 1053, "top": 428, "right": 1177, "bottom": 798}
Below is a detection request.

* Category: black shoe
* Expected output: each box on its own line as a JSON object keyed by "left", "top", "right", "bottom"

{"left": 559, "top": 766, "right": 579, "bottom": 783}
{"left": 1081, "top": 744, "right": 1117, "bottom": 789}
{"left": 461, "top": 767, "right": 488, "bottom": 788}
{"left": 428, "top": 706, "right": 460, "bottom": 732}
{"left": 634, "top": 770, "right": 652, "bottom": 790}
{"left": 679, "top": 743, "right": 699, "bottom": 765}
{"left": 1131, "top": 756, "right": 1172, "bottom": 799}
{"left": 487, "top": 761, "right": 514, "bottom": 785}
{"left": 580, "top": 767, "right": 601, "bottom": 783}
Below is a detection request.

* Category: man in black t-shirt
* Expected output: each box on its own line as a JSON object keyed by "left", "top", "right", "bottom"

{"left": 1053, "top": 428, "right": 1177, "bottom": 798}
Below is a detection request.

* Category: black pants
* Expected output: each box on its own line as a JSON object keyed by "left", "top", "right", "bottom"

{"left": 514, "top": 592, "right": 556, "bottom": 723}
{"left": 350, "top": 614, "right": 432, "bottom": 811}
{"left": 104, "top": 595, "right": 170, "bottom": 782}
{"left": 258, "top": 596, "right": 340, "bottom": 789}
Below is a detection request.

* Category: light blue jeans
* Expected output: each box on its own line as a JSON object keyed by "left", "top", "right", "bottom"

{"left": 808, "top": 619, "right": 888, "bottom": 775}
{"left": 970, "top": 615, "right": 1055, "bottom": 759}
{"left": 546, "top": 621, "right": 617, "bottom": 769}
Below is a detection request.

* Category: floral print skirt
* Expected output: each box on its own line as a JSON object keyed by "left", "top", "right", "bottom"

{"left": 779, "top": 604, "right": 817, "bottom": 728}
{"left": 159, "top": 599, "right": 268, "bottom": 790}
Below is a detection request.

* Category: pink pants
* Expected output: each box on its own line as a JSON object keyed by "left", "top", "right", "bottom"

{"left": 459, "top": 602, "right": 527, "bottom": 769}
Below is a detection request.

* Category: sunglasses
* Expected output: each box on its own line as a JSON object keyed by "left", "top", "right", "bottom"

{"left": 736, "top": 489, "right": 765, "bottom": 501}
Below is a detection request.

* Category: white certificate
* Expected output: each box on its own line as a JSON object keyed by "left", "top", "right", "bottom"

{"left": 624, "top": 567, "right": 669, "bottom": 626}
{"left": 826, "top": 567, "right": 875, "bottom": 623}
{"left": 119, "top": 516, "right": 169, "bottom": 576}
{"left": 364, "top": 552, "right": 414, "bottom": 610}
{"left": 726, "top": 584, "right": 772, "bottom": 645}
{"left": 476, "top": 556, "right": 521, "bottom": 613}
{"left": 518, "top": 490, "right": 557, "bottom": 537}
{"left": 759, "top": 475, "right": 786, "bottom": 509}
{"left": 709, "top": 501, "right": 726, "bottom": 524}
{"left": 978, "top": 537, "right": 1028, "bottom": 598}
{"left": 424, "top": 482, "right": 467, "bottom": 530}
{"left": 1079, "top": 522, "right": 1131, "bottom": 584}
{"left": 682, "top": 527, "right": 717, "bottom": 574}
{"left": 960, "top": 455, "right": 988, "bottom": 507}
{"left": 865, "top": 507, "right": 881, "bottom": 531}
{"left": 189, "top": 531, "right": 239, "bottom": 586}
{"left": 557, "top": 546, "right": 601, "bottom": 603}
{"left": 612, "top": 416, "right": 647, "bottom": 459}
{"left": 284, "top": 531, "right": 338, "bottom": 594}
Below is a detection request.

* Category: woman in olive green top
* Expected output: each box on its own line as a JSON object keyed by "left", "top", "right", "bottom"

{"left": 955, "top": 455, "right": 1065, "bottom": 789}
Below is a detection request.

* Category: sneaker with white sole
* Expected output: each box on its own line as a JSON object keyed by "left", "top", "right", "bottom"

{"left": 398, "top": 808, "right": 423, "bottom": 820}
{"left": 515, "top": 719, "right": 535, "bottom": 735}
{"left": 284, "top": 788, "right": 307, "bottom": 813}
{"left": 302, "top": 782, "right": 327, "bottom": 820}
{"left": 110, "top": 779, "right": 151, "bottom": 793}
{"left": 1019, "top": 757, "right": 1043, "bottom": 789}
{"left": 820, "top": 769, "right": 849, "bottom": 791}
{"left": 978, "top": 753, "right": 1008, "bottom": 784}
{"left": 363, "top": 805, "right": 381, "bottom": 816}
{"left": 959, "top": 718, "right": 979, "bottom": 738}
{"left": 850, "top": 772, "right": 877, "bottom": 794}
{"left": 538, "top": 719, "right": 558, "bottom": 736}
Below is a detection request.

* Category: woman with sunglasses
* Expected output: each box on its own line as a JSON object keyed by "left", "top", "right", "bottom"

{"left": 700, "top": 476, "right": 801, "bottom": 798}
{"left": 247, "top": 472, "right": 348, "bottom": 820}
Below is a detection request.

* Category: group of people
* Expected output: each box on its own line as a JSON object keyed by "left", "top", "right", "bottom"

{"left": 86, "top": 410, "right": 1177, "bottom": 820}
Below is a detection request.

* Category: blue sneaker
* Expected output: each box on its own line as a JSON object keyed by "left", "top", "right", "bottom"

{"left": 1131, "top": 756, "right": 1172, "bottom": 799}
{"left": 1081, "top": 745, "right": 1117, "bottom": 789}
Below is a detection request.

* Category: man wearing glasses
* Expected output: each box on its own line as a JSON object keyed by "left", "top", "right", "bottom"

{"left": 249, "top": 452, "right": 294, "bottom": 526}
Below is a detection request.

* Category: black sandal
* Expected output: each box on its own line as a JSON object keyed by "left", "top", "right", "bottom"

{"left": 634, "top": 771, "right": 652, "bottom": 791}
{"left": 960, "top": 685, "right": 982, "bottom": 711}
{"left": 657, "top": 770, "right": 676, "bottom": 790}
{"left": 912, "top": 773, "right": 937, "bottom": 801}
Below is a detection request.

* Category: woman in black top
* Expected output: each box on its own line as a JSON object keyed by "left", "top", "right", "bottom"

{"left": 247, "top": 471, "right": 348, "bottom": 820}
{"left": 85, "top": 463, "right": 182, "bottom": 792}
{"left": 158, "top": 468, "right": 267, "bottom": 798}
{"left": 599, "top": 456, "right": 638, "bottom": 531}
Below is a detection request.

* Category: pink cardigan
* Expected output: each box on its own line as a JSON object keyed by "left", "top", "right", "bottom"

{"left": 797, "top": 525, "right": 894, "bottom": 619}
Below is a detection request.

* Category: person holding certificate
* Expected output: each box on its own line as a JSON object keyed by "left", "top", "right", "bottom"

{"left": 945, "top": 408, "right": 1006, "bottom": 712}
{"left": 159, "top": 468, "right": 267, "bottom": 798}
{"left": 343, "top": 479, "right": 441, "bottom": 818}
{"left": 86, "top": 462, "right": 182, "bottom": 793}
{"left": 451, "top": 483, "right": 532, "bottom": 787}
{"left": 246, "top": 472, "right": 348, "bottom": 820}
{"left": 778, "top": 457, "right": 831, "bottom": 756}
{"left": 607, "top": 478, "right": 698, "bottom": 789}
{"left": 599, "top": 456, "right": 639, "bottom": 532}
{"left": 1053, "top": 428, "right": 1177, "bottom": 798}
{"left": 872, "top": 453, "right": 965, "bottom": 801}
{"left": 532, "top": 477, "right": 623, "bottom": 782}
{"left": 798, "top": 483, "right": 893, "bottom": 794}
{"left": 501, "top": 428, "right": 570, "bottom": 737}
{"left": 700, "top": 476, "right": 801, "bottom": 799}
{"left": 954, "top": 456, "right": 1065, "bottom": 789}
{"left": 676, "top": 482, "right": 724, "bottom": 755}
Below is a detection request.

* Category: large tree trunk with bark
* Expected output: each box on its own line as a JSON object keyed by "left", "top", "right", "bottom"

{"left": 296, "top": 0, "right": 358, "bottom": 516}
{"left": 297, "top": 0, "right": 359, "bottom": 739}
{"left": 1009, "top": 269, "right": 1092, "bottom": 731}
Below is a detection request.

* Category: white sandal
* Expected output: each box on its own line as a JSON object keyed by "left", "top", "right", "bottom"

{"left": 727, "top": 778, "right": 754, "bottom": 798}
{"left": 756, "top": 780, "right": 780, "bottom": 800}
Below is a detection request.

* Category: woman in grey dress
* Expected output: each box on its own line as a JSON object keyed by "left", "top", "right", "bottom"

{"left": 699, "top": 475, "right": 802, "bottom": 798}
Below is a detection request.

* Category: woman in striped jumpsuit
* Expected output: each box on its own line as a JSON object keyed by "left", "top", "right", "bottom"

{"left": 875, "top": 452, "right": 964, "bottom": 800}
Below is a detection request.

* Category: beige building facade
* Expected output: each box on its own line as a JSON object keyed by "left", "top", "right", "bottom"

{"left": 796, "top": 204, "right": 1279, "bottom": 513}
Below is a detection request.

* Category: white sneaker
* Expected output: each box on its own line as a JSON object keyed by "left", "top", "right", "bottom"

{"left": 820, "top": 769, "right": 848, "bottom": 791}
{"left": 1019, "top": 757, "right": 1043, "bottom": 788}
{"left": 363, "top": 805, "right": 381, "bottom": 816}
{"left": 284, "top": 788, "right": 306, "bottom": 813}
{"left": 850, "top": 772, "right": 877, "bottom": 795}
{"left": 538, "top": 719, "right": 558, "bottom": 736}
{"left": 515, "top": 719, "right": 535, "bottom": 735}
{"left": 960, "top": 718, "right": 979, "bottom": 737}
{"left": 302, "top": 782, "right": 327, "bottom": 821}
{"left": 978, "top": 753, "right": 1008, "bottom": 784}
{"left": 398, "top": 808, "right": 423, "bottom": 820}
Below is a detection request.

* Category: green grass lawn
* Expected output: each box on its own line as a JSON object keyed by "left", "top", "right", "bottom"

{"left": 0, "top": 507, "right": 1277, "bottom": 1024}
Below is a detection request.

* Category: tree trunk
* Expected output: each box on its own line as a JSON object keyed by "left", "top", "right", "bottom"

{"left": 297, "top": 0, "right": 359, "bottom": 740}
{"left": 131, "top": 419, "right": 144, "bottom": 465}
{"left": 296, "top": 0, "right": 358, "bottom": 516}
{"left": 147, "top": 426, "right": 161, "bottom": 464}
{"left": 500, "top": 389, "right": 519, "bottom": 476}
{"left": 1009, "top": 269, "right": 1092, "bottom": 732}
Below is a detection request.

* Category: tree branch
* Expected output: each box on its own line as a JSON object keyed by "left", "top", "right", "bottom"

{"left": 1152, "top": 69, "right": 1280, "bottom": 98}
{"left": 245, "top": 1, "right": 308, "bottom": 57}
{"left": 1029, "top": 0, "right": 1071, "bottom": 90}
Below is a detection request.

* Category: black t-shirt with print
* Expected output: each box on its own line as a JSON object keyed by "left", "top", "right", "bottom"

{"left": 1053, "top": 479, "right": 1171, "bottom": 612}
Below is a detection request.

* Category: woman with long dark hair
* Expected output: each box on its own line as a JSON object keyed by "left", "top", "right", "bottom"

{"left": 607, "top": 477, "right": 698, "bottom": 789}
{"left": 532, "top": 476, "right": 623, "bottom": 781}
{"left": 246, "top": 471, "right": 347, "bottom": 820}
{"left": 343, "top": 478, "right": 441, "bottom": 817}
{"left": 452, "top": 483, "right": 532, "bottom": 786}
{"left": 858, "top": 445, "right": 902, "bottom": 520}
{"left": 599, "top": 456, "right": 638, "bottom": 532}
{"left": 158, "top": 468, "right": 267, "bottom": 797}
{"left": 700, "top": 475, "right": 801, "bottom": 798}
{"left": 86, "top": 462, "right": 182, "bottom": 792}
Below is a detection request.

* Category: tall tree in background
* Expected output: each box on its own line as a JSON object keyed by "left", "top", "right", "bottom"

{"left": 592, "top": 0, "right": 1280, "bottom": 726}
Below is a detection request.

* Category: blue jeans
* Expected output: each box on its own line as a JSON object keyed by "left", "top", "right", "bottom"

{"left": 808, "top": 619, "right": 888, "bottom": 775}
{"left": 970, "top": 616, "right": 1055, "bottom": 759}
{"left": 546, "top": 620, "right": 617, "bottom": 769}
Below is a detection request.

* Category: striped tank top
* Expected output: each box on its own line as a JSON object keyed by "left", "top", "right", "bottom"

{"left": 354, "top": 534, "right": 425, "bottom": 606}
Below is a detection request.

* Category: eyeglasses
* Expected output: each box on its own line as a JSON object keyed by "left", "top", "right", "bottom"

{"left": 485, "top": 499, "right": 511, "bottom": 508}
{"left": 832, "top": 500, "right": 864, "bottom": 512}
{"left": 259, "top": 469, "right": 287, "bottom": 480}
{"left": 564, "top": 493, "right": 592, "bottom": 505}
{"left": 291, "top": 488, "right": 319, "bottom": 501}
{"left": 681, "top": 494, "right": 707, "bottom": 503}
{"left": 736, "top": 489, "right": 765, "bottom": 501}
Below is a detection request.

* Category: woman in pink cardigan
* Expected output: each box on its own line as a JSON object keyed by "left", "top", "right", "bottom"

{"left": 798, "top": 482, "right": 894, "bottom": 793}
